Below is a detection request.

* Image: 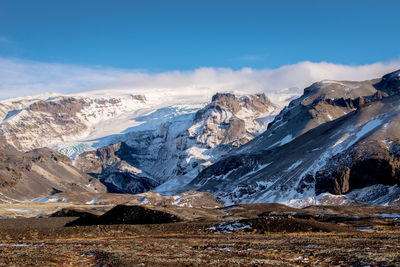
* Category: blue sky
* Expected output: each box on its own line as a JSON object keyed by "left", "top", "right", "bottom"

{"left": 1, "top": 0, "right": 399, "bottom": 71}
{"left": 0, "top": 0, "right": 400, "bottom": 99}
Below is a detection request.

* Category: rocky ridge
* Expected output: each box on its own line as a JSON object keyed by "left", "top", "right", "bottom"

{"left": 0, "top": 146, "right": 106, "bottom": 202}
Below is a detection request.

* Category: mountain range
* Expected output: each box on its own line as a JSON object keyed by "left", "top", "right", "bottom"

{"left": 0, "top": 69, "right": 399, "bottom": 207}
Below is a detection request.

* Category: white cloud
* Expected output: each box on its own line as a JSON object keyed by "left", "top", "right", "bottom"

{"left": 0, "top": 57, "right": 399, "bottom": 104}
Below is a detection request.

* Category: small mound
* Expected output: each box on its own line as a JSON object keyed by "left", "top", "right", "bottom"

{"left": 218, "top": 203, "right": 304, "bottom": 219}
{"left": 248, "top": 217, "right": 348, "bottom": 233}
{"left": 50, "top": 208, "right": 98, "bottom": 219}
{"left": 66, "top": 205, "right": 181, "bottom": 226}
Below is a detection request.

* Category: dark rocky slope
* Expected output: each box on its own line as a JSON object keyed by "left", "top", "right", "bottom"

{"left": 66, "top": 205, "right": 182, "bottom": 226}
{"left": 74, "top": 142, "right": 160, "bottom": 194}
{"left": 180, "top": 70, "right": 400, "bottom": 206}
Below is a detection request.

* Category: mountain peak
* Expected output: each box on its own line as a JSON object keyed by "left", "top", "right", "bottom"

{"left": 374, "top": 69, "right": 400, "bottom": 96}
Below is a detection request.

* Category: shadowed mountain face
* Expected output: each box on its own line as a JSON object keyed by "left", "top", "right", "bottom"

{"left": 174, "top": 70, "right": 400, "bottom": 206}
{"left": 74, "top": 142, "right": 160, "bottom": 194}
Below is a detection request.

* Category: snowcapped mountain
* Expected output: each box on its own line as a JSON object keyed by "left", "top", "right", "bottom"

{"left": 0, "top": 87, "right": 280, "bottom": 196}
{"left": 74, "top": 93, "right": 277, "bottom": 194}
{"left": 2, "top": 70, "right": 400, "bottom": 207}
{"left": 171, "top": 70, "right": 400, "bottom": 207}
{"left": 0, "top": 93, "right": 148, "bottom": 153}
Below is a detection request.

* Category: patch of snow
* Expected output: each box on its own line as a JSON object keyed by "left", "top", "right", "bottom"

{"left": 283, "top": 197, "right": 318, "bottom": 209}
{"left": 54, "top": 142, "right": 96, "bottom": 159}
{"left": 238, "top": 162, "right": 271, "bottom": 182}
{"left": 217, "top": 247, "right": 233, "bottom": 251}
{"left": 0, "top": 193, "right": 22, "bottom": 204}
{"left": 31, "top": 197, "right": 50, "bottom": 203}
{"left": 292, "top": 256, "right": 309, "bottom": 262}
{"left": 137, "top": 197, "right": 149, "bottom": 205}
{"left": 344, "top": 119, "right": 382, "bottom": 150}
{"left": 85, "top": 199, "right": 97, "bottom": 205}
{"left": 376, "top": 213, "right": 400, "bottom": 218}
{"left": 332, "top": 133, "right": 350, "bottom": 148}
{"left": 31, "top": 197, "right": 59, "bottom": 203}
{"left": 354, "top": 119, "right": 382, "bottom": 141}
{"left": 6, "top": 208, "right": 30, "bottom": 212}
{"left": 267, "top": 134, "right": 293, "bottom": 149}
{"left": 286, "top": 161, "right": 302, "bottom": 172}
{"left": 155, "top": 175, "right": 195, "bottom": 195}
{"left": 173, "top": 196, "right": 181, "bottom": 204}
{"left": 321, "top": 80, "right": 347, "bottom": 86}
{"left": 345, "top": 184, "right": 400, "bottom": 205}
{"left": 184, "top": 147, "right": 211, "bottom": 163}
{"left": 356, "top": 226, "right": 377, "bottom": 232}
{"left": 0, "top": 243, "right": 32, "bottom": 247}
{"left": 208, "top": 221, "right": 252, "bottom": 233}
{"left": 283, "top": 192, "right": 351, "bottom": 208}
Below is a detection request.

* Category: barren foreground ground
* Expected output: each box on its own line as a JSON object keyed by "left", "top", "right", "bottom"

{"left": 0, "top": 231, "right": 399, "bottom": 266}
{"left": 0, "top": 203, "right": 399, "bottom": 266}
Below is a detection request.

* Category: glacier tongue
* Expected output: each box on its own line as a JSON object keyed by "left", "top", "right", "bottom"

{"left": 71, "top": 93, "right": 278, "bottom": 194}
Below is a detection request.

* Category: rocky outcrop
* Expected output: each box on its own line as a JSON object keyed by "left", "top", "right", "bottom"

{"left": 75, "top": 142, "right": 159, "bottom": 194}
{"left": 315, "top": 142, "right": 400, "bottom": 195}
{"left": 75, "top": 142, "right": 136, "bottom": 174}
{"left": 28, "top": 97, "right": 88, "bottom": 115}
{"left": 193, "top": 93, "right": 276, "bottom": 147}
